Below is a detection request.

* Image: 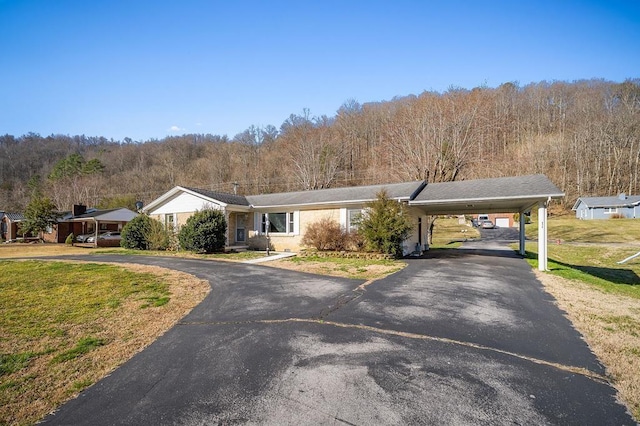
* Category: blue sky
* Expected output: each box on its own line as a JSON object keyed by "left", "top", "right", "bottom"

{"left": 1, "top": 0, "right": 638, "bottom": 141}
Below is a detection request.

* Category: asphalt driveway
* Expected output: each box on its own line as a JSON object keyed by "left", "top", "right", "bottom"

{"left": 41, "top": 249, "right": 635, "bottom": 425}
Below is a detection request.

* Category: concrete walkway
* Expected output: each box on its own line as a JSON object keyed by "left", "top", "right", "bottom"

{"left": 241, "top": 251, "right": 297, "bottom": 264}
{"left": 41, "top": 250, "right": 635, "bottom": 425}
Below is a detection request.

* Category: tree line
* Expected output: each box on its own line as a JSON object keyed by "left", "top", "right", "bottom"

{"left": 1, "top": 78, "right": 638, "bottom": 213}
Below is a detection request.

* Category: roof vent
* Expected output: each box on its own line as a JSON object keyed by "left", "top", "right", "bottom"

{"left": 619, "top": 193, "right": 627, "bottom": 200}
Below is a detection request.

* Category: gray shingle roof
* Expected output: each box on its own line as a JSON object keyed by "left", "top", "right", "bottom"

{"left": 574, "top": 195, "right": 640, "bottom": 209}
{"left": 184, "top": 187, "right": 250, "bottom": 206}
{"left": 411, "top": 174, "right": 564, "bottom": 203}
{"left": 71, "top": 208, "right": 138, "bottom": 222}
{"left": 3, "top": 212, "right": 26, "bottom": 221}
{"left": 246, "top": 181, "right": 425, "bottom": 208}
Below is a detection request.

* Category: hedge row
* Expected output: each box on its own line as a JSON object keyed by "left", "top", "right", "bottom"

{"left": 298, "top": 250, "right": 394, "bottom": 260}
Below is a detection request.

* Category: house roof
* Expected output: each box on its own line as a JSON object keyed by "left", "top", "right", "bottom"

{"left": 572, "top": 195, "right": 640, "bottom": 210}
{"left": 409, "top": 174, "right": 564, "bottom": 214}
{"left": 246, "top": 180, "right": 426, "bottom": 208}
{"left": 3, "top": 212, "right": 26, "bottom": 221}
{"left": 70, "top": 208, "right": 138, "bottom": 222}
{"left": 182, "top": 187, "right": 250, "bottom": 206}
{"left": 145, "top": 175, "right": 564, "bottom": 215}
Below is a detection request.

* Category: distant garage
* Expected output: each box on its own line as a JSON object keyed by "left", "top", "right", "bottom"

{"left": 495, "top": 217, "right": 511, "bottom": 228}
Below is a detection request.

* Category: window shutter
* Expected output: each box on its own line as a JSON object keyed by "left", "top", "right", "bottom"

{"left": 339, "top": 208, "right": 347, "bottom": 229}
{"left": 293, "top": 211, "right": 300, "bottom": 235}
{"left": 254, "top": 212, "right": 261, "bottom": 234}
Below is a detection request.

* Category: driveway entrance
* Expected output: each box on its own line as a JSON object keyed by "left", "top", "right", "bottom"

{"left": 43, "top": 251, "right": 634, "bottom": 425}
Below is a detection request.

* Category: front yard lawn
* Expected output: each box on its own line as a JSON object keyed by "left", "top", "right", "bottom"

{"left": 0, "top": 260, "right": 208, "bottom": 425}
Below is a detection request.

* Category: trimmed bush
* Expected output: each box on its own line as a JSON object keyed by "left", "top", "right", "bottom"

{"left": 147, "top": 218, "right": 171, "bottom": 250}
{"left": 65, "top": 233, "right": 74, "bottom": 245}
{"left": 302, "top": 218, "right": 348, "bottom": 251}
{"left": 121, "top": 215, "right": 170, "bottom": 250}
{"left": 178, "top": 209, "right": 227, "bottom": 253}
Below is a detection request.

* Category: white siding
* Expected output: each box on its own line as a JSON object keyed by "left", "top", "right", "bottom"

{"left": 149, "top": 192, "right": 224, "bottom": 215}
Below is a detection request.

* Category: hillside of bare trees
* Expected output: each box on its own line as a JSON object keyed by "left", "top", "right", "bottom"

{"left": 1, "top": 79, "right": 638, "bottom": 213}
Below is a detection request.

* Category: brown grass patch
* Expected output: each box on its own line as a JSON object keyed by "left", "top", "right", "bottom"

{"left": 0, "top": 243, "right": 96, "bottom": 258}
{"left": 0, "top": 260, "right": 209, "bottom": 425}
{"left": 265, "top": 258, "right": 405, "bottom": 280}
{"left": 535, "top": 270, "right": 640, "bottom": 420}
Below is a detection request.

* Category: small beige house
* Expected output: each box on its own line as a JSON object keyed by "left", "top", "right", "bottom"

{"left": 142, "top": 182, "right": 428, "bottom": 254}
{"left": 143, "top": 174, "right": 564, "bottom": 260}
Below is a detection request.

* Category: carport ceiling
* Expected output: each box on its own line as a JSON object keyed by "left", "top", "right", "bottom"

{"left": 409, "top": 175, "right": 565, "bottom": 215}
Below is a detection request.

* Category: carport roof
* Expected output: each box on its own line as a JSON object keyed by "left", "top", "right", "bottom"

{"left": 70, "top": 208, "right": 138, "bottom": 222}
{"left": 410, "top": 174, "right": 564, "bottom": 214}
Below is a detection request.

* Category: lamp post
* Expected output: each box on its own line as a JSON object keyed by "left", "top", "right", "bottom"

{"left": 265, "top": 214, "right": 270, "bottom": 256}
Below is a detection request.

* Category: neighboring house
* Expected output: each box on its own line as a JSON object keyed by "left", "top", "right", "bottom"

{"left": 1, "top": 212, "right": 33, "bottom": 241}
{"left": 144, "top": 174, "right": 564, "bottom": 255}
{"left": 473, "top": 213, "right": 515, "bottom": 228}
{"left": 42, "top": 205, "right": 138, "bottom": 243}
{"left": 572, "top": 193, "right": 640, "bottom": 219}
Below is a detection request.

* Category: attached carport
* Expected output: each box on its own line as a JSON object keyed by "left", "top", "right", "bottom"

{"left": 408, "top": 174, "right": 565, "bottom": 270}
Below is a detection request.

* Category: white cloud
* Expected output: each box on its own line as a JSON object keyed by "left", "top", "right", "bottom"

{"left": 168, "top": 125, "right": 184, "bottom": 132}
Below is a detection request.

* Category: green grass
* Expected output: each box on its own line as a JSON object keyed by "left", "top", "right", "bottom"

{"left": 51, "top": 337, "right": 105, "bottom": 363}
{"left": 431, "top": 218, "right": 479, "bottom": 246}
{"left": 0, "top": 260, "right": 178, "bottom": 425}
{"left": 0, "top": 353, "right": 37, "bottom": 376}
{"left": 0, "top": 261, "right": 170, "bottom": 340}
{"left": 521, "top": 242, "right": 640, "bottom": 299}
{"left": 525, "top": 215, "right": 640, "bottom": 243}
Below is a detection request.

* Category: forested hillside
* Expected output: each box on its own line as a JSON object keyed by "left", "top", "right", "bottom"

{"left": 1, "top": 79, "right": 638, "bottom": 212}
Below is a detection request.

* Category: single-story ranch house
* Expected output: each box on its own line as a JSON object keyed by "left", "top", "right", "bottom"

{"left": 144, "top": 174, "right": 564, "bottom": 269}
{"left": 572, "top": 193, "right": 640, "bottom": 219}
{"left": 43, "top": 205, "right": 138, "bottom": 244}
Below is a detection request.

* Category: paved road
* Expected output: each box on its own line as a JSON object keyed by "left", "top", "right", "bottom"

{"left": 41, "top": 249, "right": 635, "bottom": 425}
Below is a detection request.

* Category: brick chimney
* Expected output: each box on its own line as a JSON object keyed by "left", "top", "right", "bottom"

{"left": 72, "top": 204, "right": 87, "bottom": 217}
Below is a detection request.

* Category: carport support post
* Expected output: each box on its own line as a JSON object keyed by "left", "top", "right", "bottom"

{"left": 519, "top": 211, "right": 526, "bottom": 256}
{"left": 538, "top": 201, "right": 548, "bottom": 271}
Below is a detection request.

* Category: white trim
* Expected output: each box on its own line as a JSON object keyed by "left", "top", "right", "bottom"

{"left": 339, "top": 208, "right": 347, "bottom": 229}
{"left": 293, "top": 211, "right": 300, "bottom": 235}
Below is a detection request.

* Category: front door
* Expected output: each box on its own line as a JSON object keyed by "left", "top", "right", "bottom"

{"left": 236, "top": 214, "right": 246, "bottom": 243}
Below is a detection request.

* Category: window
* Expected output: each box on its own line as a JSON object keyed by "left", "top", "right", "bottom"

{"left": 165, "top": 213, "right": 175, "bottom": 229}
{"left": 261, "top": 212, "right": 295, "bottom": 234}
{"left": 347, "top": 209, "right": 363, "bottom": 233}
{"left": 604, "top": 208, "right": 618, "bottom": 214}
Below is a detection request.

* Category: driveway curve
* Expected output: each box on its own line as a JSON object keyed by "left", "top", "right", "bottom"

{"left": 41, "top": 252, "right": 635, "bottom": 425}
